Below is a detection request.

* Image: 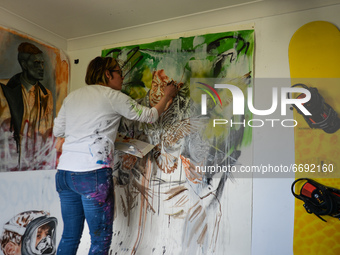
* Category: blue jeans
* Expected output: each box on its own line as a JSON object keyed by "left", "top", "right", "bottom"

{"left": 55, "top": 168, "right": 114, "bottom": 255}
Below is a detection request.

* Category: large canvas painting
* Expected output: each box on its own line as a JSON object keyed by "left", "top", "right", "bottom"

{"left": 0, "top": 27, "right": 69, "bottom": 171}
{"left": 102, "top": 28, "right": 254, "bottom": 254}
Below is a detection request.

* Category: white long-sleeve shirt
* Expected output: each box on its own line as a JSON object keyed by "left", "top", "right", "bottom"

{"left": 53, "top": 85, "right": 158, "bottom": 171}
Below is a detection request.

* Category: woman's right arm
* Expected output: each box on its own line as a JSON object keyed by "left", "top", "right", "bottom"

{"left": 113, "top": 84, "right": 178, "bottom": 124}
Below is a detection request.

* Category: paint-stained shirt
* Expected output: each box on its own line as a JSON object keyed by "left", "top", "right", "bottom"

{"left": 53, "top": 85, "right": 158, "bottom": 171}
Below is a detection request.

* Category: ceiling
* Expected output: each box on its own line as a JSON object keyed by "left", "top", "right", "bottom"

{"left": 0, "top": 0, "right": 262, "bottom": 40}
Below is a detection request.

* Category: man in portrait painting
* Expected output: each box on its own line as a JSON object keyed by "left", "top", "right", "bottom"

{"left": 0, "top": 42, "right": 54, "bottom": 171}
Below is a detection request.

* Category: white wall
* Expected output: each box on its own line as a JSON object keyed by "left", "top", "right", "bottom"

{"left": 0, "top": 8, "right": 67, "bottom": 51}
{"left": 1, "top": 1, "right": 340, "bottom": 254}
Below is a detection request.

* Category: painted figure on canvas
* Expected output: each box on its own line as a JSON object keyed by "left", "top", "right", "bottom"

{"left": 104, "top": 29, "right": 254, "bottom": 254}
{"left": 0, "top": 210, "right": 57, "bottom": 255}
{"left": 0, "top": 27, "right": 69, "bottom": 172}
{"left": 0, "top": 42, "right": 54, "bottom": 171}
{"left": 0, "top": 25, "right": 69, "bottom": 172}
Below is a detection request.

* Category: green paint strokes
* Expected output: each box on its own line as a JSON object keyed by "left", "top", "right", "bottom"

{"left": 129, "top": 100, "right": 143, "bottom": 117}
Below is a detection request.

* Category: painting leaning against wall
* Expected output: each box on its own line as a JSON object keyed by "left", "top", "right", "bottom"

{"left": 0, "top": 27, "right": 69, "bottom": 171}
{"left": 0, "top": 210, "right": 58, "bottom": 255}
{"left": 102, "top": 28, "right": 254, "bottom": 254}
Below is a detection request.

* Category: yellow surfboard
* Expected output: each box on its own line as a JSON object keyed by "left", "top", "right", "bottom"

{"left": 289, "top": 21, "right": 340, "bottom": 255}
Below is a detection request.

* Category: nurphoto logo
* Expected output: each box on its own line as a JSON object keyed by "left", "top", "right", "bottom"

{"left": 196, "top": 81, "right": 312, "bottom": 128}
